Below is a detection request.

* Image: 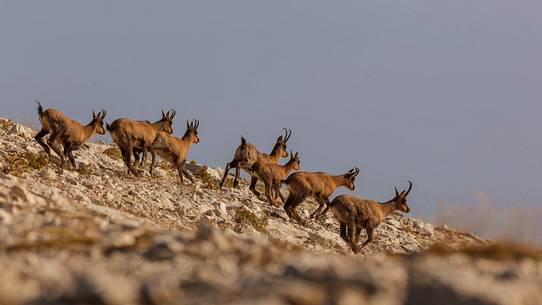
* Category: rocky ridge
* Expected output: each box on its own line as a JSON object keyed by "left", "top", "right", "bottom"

{"left": 0, "top": 117, "right": 541, "bottom": 305}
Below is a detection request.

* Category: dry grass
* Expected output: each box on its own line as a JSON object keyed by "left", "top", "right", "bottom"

{"left": 3, "top": 152, "right": 49, "bottom": 176}
{"left": 194, "top": 166, "right": 219, "bottom": 190}
{"left": 234, "top": 206, "right": 268, "bottom": 233}
{"left": 102, "top": 147, "right": 122, "bottom": 160}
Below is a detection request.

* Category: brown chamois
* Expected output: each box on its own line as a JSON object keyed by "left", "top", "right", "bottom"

{"left": 150, "top": 120, "right": 200, "bottom": 185}
{"left": 243, "top": 151, "right": 300, "bottom": 206}
{"left": 283, "top": 167, "right": 359, "bottom": 225}
{"left": 219, "top": 128, "right": 291, "bottom": 197}
{"left": 106, "top": 110, "right": 175, "bottom": 176}
{"left": 331, "top": 181, "right": 412, "bottom": 253}
{"left": 34, "top": 101, "right": 106, "bottom": 171}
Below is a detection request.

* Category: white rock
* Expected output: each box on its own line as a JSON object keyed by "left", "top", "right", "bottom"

{"left": 9, "top": 123, "right": 33, "bottom": 139}
{"left": 0, "top": 209, "right": 13, "bottom": 224}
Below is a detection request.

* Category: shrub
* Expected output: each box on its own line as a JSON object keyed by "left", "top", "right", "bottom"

{"left": 3, "top": 152, "right": 49, "bottom": 176}
{"left": 234, "top": 207, "right": 268, "bottom": 233}
{"left": 102, "top": 147, "right": 122, "bottom": 160}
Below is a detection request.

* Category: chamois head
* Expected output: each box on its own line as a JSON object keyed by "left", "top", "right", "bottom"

{"left": 288, "top": 151, "right": 301, "bottom": 171}
{"left": 91, "top": 110, "right": 107, "bottom": 135}
{"left": 390, "top": 181, "right": 413, "bottom": 213}
{"left": 159, "top": 110, "right": 176, "bottom": 134}
{"left": 184, "top": 119, "right": 200, "bottom": 144}
{"left": 342, "top": 167, "right": 360, "bottom": 191}
{"left": 273, "top": 128, "right": 292, "bottom": 158}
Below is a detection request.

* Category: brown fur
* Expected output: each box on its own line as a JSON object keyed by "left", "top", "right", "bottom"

{"left": 331, "top": 181, "right": 412, "bottom": 253}
{"left": 34, "top": 101, "right": 106, "bottom": 171}
{"left": 150, "top": 120, "right": 200, "bottom": 185}
{"left": 283, "top": 167, "right": 359, "bottom": 225}
{"left": 219, "top": 128, "right": 292, "bottom": 197}
{"left": 107, "top": 110, "right": 175, "bottom": 176}
{"left": 243, "top": 152, "right": 300, "bottom": 206}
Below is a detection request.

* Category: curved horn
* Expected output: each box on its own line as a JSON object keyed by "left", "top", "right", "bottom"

{"left": 281, "top": 128, "right": 288, "bottom": 142}
{"left": 170, "top": 110, "right": 176, "bottom": 120}
{"left": 395, "top": 186, "right": 399, "bottom": 197}
{"left": 195, "top": 119, "right": 199, "bottom": 129}
{"left": 404, "top": 180, "right": 413, "bottom": 197}
{"left": 162, "top": 110, "right": 166, "bottom": 118}
{"left": 186, "top": 120, "right": 190, "bottom": 129}
{"left": 352, "top": 167, "right": 360, "bottom": 177}
{"left": 100, "top": 109, "right": 107, "bottom": 119}
{"left": 284, "top": 128, "right": 292, "bottom": 143}
{"left": 165, "top": 111, "right": 171, "bottom": 120}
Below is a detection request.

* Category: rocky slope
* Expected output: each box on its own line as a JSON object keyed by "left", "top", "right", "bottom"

{"left": 0, "top": 117, "right": 541, "bottom": 305}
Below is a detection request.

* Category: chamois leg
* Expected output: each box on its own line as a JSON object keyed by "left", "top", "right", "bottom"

{"left": 314, "top": 197, "right": 332, "bottom": 220}
{"left": 118, "top": 146, "right": 131, "bottom": 175}
{"left": 348, "top": 223, "right": 358, "bottom": 253}
{"left": 176, "top": 159, "right": 187, "bottom": 185}
{"left": 47, "top": 129, "right": 65, "bottom": 169}
{"left": 140, "top": 147, "right": 147, "bottom": 167}
{"left": 219, "top": 162, "right": 232, "bottom": 188}
{"left": 310, "top": 196, "right": 326, "bottom": 219}
{"left": 361, "top": 227, "right": 374, "bottom": 249}
{"left": 289, "top": 192, "right": 310, "bottom": 226}
{"left": 283, "top": 194, "right": 296, "bottom": 219}
{"left": 149, "top": 148, "right": 157, "bottom": 175}
{"left": 273, "top": 182, "right": 286, "bottom": 204}
{"left": 34, "top": 129, "right": 51, "bottom": 156}
{"left": 133, "top": 150, "right": 141, "bottom": 167}
{"left": 125, "top": 141, "right": 139, "bottom": 176}
{"left": 263, "top": 181, "right": 276, "bottom": 205}
{"left": 63, "top": 143, "right": 76, "bottom": 169}
{"left": 354, "top": 227, "right": 362, "bottom": 244}
{"left": 249, "top": 177, "right": 261, "bottom": 198}
{"left": 233, "top": 165, "right": 241, "bottom": 188}
{"left": 339, "top": 221, "right": 348, "bottom": 242}
{"left": 182, "top": 167, "right": 194, "bottom": 183}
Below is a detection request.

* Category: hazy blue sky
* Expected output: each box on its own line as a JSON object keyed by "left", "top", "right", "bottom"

{"left": 1, "top": 1, "right": 541, "bottom": 219}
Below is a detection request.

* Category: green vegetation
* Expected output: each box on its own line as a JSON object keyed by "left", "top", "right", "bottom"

{"left": 3, "top": 152, "right": 49, "bottom": 176}
{"left": 234, "top": 206, "right": 268, "bottom": 233}
{"left": 195, "top": 166, "right": 219, "bottom": 190}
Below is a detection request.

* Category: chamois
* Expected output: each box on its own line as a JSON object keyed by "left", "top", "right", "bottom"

{"left": 219, "top": 128, "right": 292, "bottom": 197}
{"left": 107, "top": 110, "right": 175, "bottom": 176}
{"left": 331, "top": 181, "right": 413, "bottom": 253}
{"left": 244, "top": 152, "right": 300, "bottom": 206}
{"left": 150, "top": 120, "right": 200, "bottom": 185}
{"left": 34, "top": 101, "right": 106, "bottom": 171}
{"left": 283, "top": 167, "right": 359, "bottom": 225}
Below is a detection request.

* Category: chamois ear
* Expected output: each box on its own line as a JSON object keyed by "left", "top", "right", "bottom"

{"left": 186, "top": 120, "right": 190, "bottom": 129}
{"left": 100, "top": 109, "right": 106, "bottom": 119}
{"left": 92, "top": 110, "right": 97, "bottom": 119}
{"left": 162, "top": 110, "right": 166, "bottom": 118}
{"left": 170, "top": 110, "right": 176, "bottom": 120}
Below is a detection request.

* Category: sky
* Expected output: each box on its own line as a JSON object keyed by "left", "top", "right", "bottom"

{"left": 1, "top": 0, "right": 541, "bottom": 220}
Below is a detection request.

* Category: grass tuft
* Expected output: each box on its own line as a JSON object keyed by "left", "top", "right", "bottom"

{"left": 3, "top": 152, "right": 49, "bottom": 176}
{"left": 195, "top": 166, "right": 219, "bottom": 190}
{"left": 234, "top": 206, "right": 268, "bottom": 233}
{"left": 102, "top": 147, "right": 122, "bottom": 160}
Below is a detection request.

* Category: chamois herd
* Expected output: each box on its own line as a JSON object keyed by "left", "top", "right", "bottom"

{"left": 32, "top": 102, "right": 413, "bottom": 253}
